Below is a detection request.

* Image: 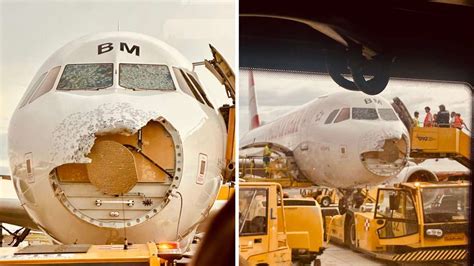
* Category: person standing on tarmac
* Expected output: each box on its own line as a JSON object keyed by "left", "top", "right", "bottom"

{"left": 436, "top": 104, "right": 450, "bottom": 127}
{"left": 423, "top": 106, "right": 433, "bottom": 127}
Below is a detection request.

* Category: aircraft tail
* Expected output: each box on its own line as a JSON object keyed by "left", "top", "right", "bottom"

{"left": 248, "top": 70, "right": 261, "bottom": 130}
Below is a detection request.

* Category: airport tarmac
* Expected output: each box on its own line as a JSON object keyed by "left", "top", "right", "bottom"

{"left": 320, "top": 243, "right": 384, "bottom": 265}
{"left": 319, "top": 243, "right": 467, "bottom": 266}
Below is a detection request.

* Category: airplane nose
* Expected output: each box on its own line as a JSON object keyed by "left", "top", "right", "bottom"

{"left": 359, "top": 132, "right": 409, "bottom": 177}
{"left": 50, "top": 111, "right": 184, "bottom": 229}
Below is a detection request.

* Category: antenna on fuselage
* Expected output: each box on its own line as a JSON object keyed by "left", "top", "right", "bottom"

{"left": 117, "top": 20, "right": 121, "bottom": 31}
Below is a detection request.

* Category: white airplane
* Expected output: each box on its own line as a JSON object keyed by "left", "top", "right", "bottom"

{"left": 1, "top": 32, "right": 234, "bottom": 247}
{"left": 241, "top": 70, "right": 415, "bottom": 188}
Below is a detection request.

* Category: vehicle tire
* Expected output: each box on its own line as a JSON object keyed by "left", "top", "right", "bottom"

{"left": 313, "top": 259, "right": 321, "bottom": 266}
{"left": 338, "top": 197, "right": 347, "bottom": 215}
{"left": 321, "top": 197, "right": 331, "bottom": 207}
{"left": 348, "top": 216, "right": 358, "bottom": 250}
{"left": 293, "top": 261, "right": 311, "bottom": 266}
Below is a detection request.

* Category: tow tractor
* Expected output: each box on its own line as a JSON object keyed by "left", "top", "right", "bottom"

{"left": 326, "top": 181, "right": 469, "bottom": 264}
{"left": 239, "top": 182, "right": 325, "bottom": 266}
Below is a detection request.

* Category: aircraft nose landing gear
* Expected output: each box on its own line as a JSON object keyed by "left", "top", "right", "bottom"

{"left": 338, "top": 188, "right": 366, "bottom": 215}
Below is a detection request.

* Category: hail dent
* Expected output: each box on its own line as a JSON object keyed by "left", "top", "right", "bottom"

{"left": 359, "top": 127, "right": 404, "bottom": 153}
{"left": 51, "top": 102, "right": 160, "bottom": 164}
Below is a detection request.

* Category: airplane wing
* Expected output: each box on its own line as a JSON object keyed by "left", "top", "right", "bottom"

{"left": 0, "top": 175, "right": 38, "bottom": 230}
{"left": 0, "top": 198, "right": 38, "bottom": 230}
{"left": 240, "top": 141, "right": 293, "bottom": 157}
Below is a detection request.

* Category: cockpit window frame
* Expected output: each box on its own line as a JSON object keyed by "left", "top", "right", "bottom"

{"left": 184, "top": 71, "right": 214, "bottom": 109}
{"left": 324, "top": 109, "right": 339, "bottom": 124}
{"left": 334, "top": 107, "right": 350, "bottom": 123}
{"left": 378, "top": 108, "right": 400, "bottom": 121}
{"left": 173, "top": 67, "right": 206, "bottom": 105}
{"left": 19, "top": 71, "right": 48, "bottom": 109}
{"left": 174, "top": 68, "right": 214, "bottom": 109}
{"left": 28, "top": 66, "right": 62, "bottom": 104}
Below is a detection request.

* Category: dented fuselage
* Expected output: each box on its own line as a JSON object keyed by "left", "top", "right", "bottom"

{"left": 8, "top": 32, "right": 227, "bottom": 246}
{"left": 240, "top": 91, "right": 410, "bottom": 188}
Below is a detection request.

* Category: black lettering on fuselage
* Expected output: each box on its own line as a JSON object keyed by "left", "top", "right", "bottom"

{"left": 364, "top": 98, "right": 383, "bottom": 105}
{"left": 98, "top": 43, "right": 113, "bottom": 55}
{"left": 97, "top": 42, "right": 140, "bottom": 56}
{"left": 120, "top": 42, "right": 140, "bottom": 56}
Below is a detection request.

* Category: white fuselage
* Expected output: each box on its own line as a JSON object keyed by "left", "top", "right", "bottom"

{"left": 8, "top": 32, "right": 227, "bottom": 245}
{"left": 241, "top": 91, "right": 409, "bottom": 188}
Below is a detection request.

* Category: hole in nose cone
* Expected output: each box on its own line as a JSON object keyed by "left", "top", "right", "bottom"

{"left": 360, "top": 136, "right": 408, "bottom": 177}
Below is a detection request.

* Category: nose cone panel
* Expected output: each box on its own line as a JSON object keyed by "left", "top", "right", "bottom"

{"left": 87, "top": 140, "right": 138, "bottom": 195}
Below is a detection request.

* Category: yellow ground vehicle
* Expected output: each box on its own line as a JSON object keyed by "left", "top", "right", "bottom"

{"left": 301, "top": 187, "right": 339, "bottom": 207}
{"left": 280, "top": 198, "right": 325, "bottom": 265}
{"left": 410, "top": 127, "right": 470, "bottom": 168}
{"left": 0, "top": 242, "right": 182, "bottom": 265}
{"left": 326, "top": 181, "right": 469, "bottom": 263}
{"left": 239, "top": 182, "right": 324, "bottom": 266}
{"left": 240, "top": 156, "right": 313, "bottom": 188}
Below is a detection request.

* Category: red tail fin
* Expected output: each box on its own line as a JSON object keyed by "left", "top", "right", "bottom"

{"left": 248, "top": 70, "right": 260, "bottom": 130}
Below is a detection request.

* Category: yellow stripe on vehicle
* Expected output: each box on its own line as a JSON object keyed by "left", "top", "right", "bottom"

{"left": 444, "top": 249, "right": 455, "bottom": 260}
{"left": 395, "top": 253, "right": 407, "bottom": 261}
{"left": 430, "top": 250, "right": 441, "bottom": 261}
{"left": 413, "top": 250, "right": 425, "bottom": 261}
{"left": 421, "top": 250, "right": 434, "bottom": 261}
{"left": 454, "top": 249, "right": 466, "bottom": 260}
{"left": 406, "top": 251, "right": 418, "bottom": 261}
{"left": 409, "top": 251, "right": 420, "bottom": 261}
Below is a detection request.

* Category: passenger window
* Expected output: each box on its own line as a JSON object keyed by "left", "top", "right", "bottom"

{"left": 324, "top": 109, "right": 339, "bottom": 124}
{"left": 28, "top": 66, "right": 61, "bottom": 104}
{"left": 334, "top": 108, "right": 350, "bottom": 123}
{"left": 19, "top": 72, "right": 48, "bottom": 109}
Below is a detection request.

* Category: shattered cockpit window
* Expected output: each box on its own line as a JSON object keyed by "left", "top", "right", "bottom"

{"left": 352, "top": 107, "right": 378, "bottom": 120}
{"left": 57, "top": 64, "right": 113, "bottom": 90}
{"left": 119, "top": 64, "right": 175, "bottom": 91}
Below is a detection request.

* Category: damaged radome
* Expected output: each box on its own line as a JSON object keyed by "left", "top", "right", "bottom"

{"left": 50, "top": 102, "right": 163, "bottom": 164}
{"left": 49, "top": 112, "right": 183, "bottom": 229}
{"left": 360, "top": 134, "right": 409, "bottom": 177}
